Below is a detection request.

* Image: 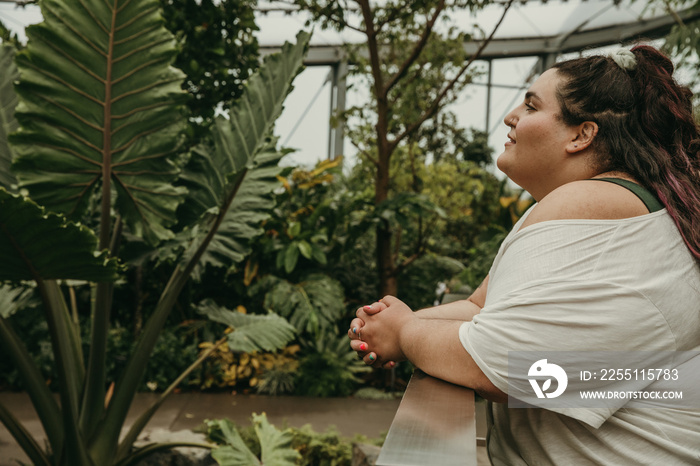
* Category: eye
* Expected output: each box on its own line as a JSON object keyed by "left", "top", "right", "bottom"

{"left": 525, "top": 102, "right": 536, "bottom": 112}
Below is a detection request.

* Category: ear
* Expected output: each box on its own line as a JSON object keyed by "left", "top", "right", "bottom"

{"left": 567, "top": 121, "right": 598, "bottom": 153}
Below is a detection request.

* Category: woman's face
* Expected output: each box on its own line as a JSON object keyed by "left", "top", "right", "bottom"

{"left": 497, "top": 69, "right": 580, "bottom": 200}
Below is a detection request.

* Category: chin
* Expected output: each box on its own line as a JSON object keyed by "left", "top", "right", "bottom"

{"left": 496, "top": 153, "right": 512, "bottom": 176}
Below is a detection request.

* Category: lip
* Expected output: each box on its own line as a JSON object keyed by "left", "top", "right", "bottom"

{"left": 505, "top": 133, "right": 516, "bottom": 146}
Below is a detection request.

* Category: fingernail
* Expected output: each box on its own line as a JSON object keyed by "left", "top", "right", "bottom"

{"left": 359, "top": 343, "right": 367, "bottom": 351}
{"left": 363, "top": 305, "right": 371, "bottom": 310}
{"left": 352, "top": 327, "right": 357, "bottom": 334}
{"left": 369, "top": 354, "right": 376, "bottom": 361}
{"left": 389, "top": 361, "right": 395, "bottom": 367}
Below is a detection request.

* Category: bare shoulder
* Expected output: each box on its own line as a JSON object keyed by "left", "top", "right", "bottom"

{"left": 520, "top": 180, "right": 650, "bottom": 230}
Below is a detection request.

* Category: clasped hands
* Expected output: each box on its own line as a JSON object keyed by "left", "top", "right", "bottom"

{"left": 347, "top": 295, "right": 417, "bottom": 367}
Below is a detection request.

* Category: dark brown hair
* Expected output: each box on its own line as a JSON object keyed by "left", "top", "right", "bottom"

{"left": 552, "top": 45, "right": 700, "bottom": 262}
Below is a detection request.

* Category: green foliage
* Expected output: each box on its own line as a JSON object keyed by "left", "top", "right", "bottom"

{"left": 398, "top": 254, "right": 465, "bottom": 310}
{"left": 353, "top": 387, "right": 401, "bottom": 400}
{"left": 295, "top": 334, "right": 371, "bottom": 397}
{"left": 175, "top": 139, "right": 290, "bottom": 279}
{"left": 295, "top": 0, "right": 511, "bottom": 297}
{"left": 198, "top": 299, "right": 296, "bottom": 353}
{"left": 107, "top": 325, "right": 200, "bottom": 393}
{"left": 0, "top": 189, "right": 120, "bottom": 282}
{"left": 192, "top": 342, "right": 300, "bottom": 393}
{"left": 663, "top": 0, "right": 700, "bottom": 105}
{"left": 0, "top": 19, "right": 22, "bottom": 49}
{"left": 160, "top": 0, "right": 259, "bottom": 142}
{"left": 290, "top": 424, "right": 365, "bottom": 466}
{"left": 0, "top": 43, "right": 19, "bottom": 192}
{"left": 0, "top": 0, "right": 312, "bottom": 462}
{"left": 247, "top": 157, "right": 344, "bottom": 279}
{"left": 208, "top": 414, "right": 300, "bottom": 466}
{"left": 253, "top": 274, "right": 346, "bottom": 338}
{"left": 205, "top": 415, "right": 385, "bottom": 466}
{"left": 11, "top": 0, "right": 189, "bottom": 245}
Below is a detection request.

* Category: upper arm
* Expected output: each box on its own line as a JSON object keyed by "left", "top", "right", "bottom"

{"left": 467, "top": 275, "right": 489, "bottom": 309}
{"left": 519, "top": 180, "right": 650, "bottom": 231}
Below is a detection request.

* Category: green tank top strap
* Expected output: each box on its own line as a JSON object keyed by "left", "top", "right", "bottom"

{"left": 592, "top": 177, "right": 664, "bottom": 213}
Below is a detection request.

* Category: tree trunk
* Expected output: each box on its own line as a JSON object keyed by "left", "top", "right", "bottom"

{"left": 376, "top": 131, "right": 397, "bottom": 296}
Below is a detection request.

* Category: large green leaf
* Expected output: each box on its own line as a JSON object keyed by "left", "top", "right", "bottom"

{"left": 178, "top": 31, "right": 309, "bottom": 223}
{"left": 258, "top": 274, "right": 346, "bottom": 337}
{"left": 0, "top": 189, "right": 119, "bottom": 281}
{"left": 209, "top": 415, "right": 298, "bottom": 466}
{"left": 10, "top": 0, "right": 188, "bottom": 245}
{"left": 171, "top": 31, "right": 310, "bottom": 274}
{"left": 197, "top": 299, "right": 295, "bottom": 353}
{"left": 210, "top": 419, "right": 261, "bottom": 466}
{"left": 173, "top": 139, "right": 288, "bottom": 278}
{"left": 0, "top": 43, "right": 19, "bottom": 192}
{"left": 93, "top": 31, "right": 310, "bottom": 462}
{"left": 253, "top": 413, "right": 299, "bottom": 466}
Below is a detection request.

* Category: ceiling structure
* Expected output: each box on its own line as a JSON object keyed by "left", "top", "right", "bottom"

{"left": 1, "top": 0, "right": 696, "bottom": 164}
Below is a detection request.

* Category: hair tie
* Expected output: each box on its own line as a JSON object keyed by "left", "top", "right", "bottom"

{"left": 609, "top": 49, "right": 637, "bottom": 71}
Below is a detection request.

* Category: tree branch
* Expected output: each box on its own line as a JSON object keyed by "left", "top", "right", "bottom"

{"left": 375, "top": 5, "right": 407, "bottom": 35}
{"left": 355, "top": 0, "right": 385, "bottom": 96}
{"left": 350, "top": 138, "right": 378, "bottom": 166}
{"left": 384, "top": 0, "right": 446, "bottom": 97}
{"left": 389, "top": 0, "right": 514, "bottom": 154}
{"left": 395, "top": 251, "right": 421, "bottom": 276}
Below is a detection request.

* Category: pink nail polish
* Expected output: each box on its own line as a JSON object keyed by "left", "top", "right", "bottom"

{"left": 363, "top": 305, "right": 371, "bottom": 311}
{"left": 389, "top": 361, "right": 395, "bottom": 367}
{"left": 359, "top": 343, "right": 367, "bottom": 351}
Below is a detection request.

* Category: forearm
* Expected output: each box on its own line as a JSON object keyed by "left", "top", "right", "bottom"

{"left": 398, "top": 318, "right": 505, "bottom": 401}
{"left": 414, "top": 299, "right": 482, "bottom": 321}
{"left": 414, "top": 276, "right": 488, "bottom": 321}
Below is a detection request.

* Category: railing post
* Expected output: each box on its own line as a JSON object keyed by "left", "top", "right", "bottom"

{"left": 376, "top": 370, "right": 478, "bottom": 465}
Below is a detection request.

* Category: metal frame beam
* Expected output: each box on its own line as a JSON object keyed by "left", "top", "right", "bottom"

{"left": 257, "top": 6, "right": 699, "bottom": 158}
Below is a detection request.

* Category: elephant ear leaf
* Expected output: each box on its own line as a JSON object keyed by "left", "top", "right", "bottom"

{"left": 188, "top": 140, "right": 289, "bottom": 278}
{"left": 178, "top": 30, "right": 310, "bottom": 220}
{"left": 0, "top": 43, "right": 19, "bottom": 192}
{"left": 0, "top": 189, "right": 119, "bottom": 282}
{"left": 10, "top": 0, "right": 188, "bottom": 245}
{"left": 173, "top": 31, "right": 310, "bottom": 273}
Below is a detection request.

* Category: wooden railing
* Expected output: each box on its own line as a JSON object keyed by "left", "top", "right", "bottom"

{"left": 376, "top": 370, "right": 480, "bottom": 466}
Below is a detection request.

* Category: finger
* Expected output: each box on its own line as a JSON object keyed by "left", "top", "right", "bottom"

{"left": 381, "top": 361, "right": 396, "bottom": 369}
{"left": 362, "top": 302, "right": 385, "bottom": 315}
{"left": 363, "top": 352, "right": 378, "bottom": 365}
{"left": 348, "top": 318, "right": 364, "bottom": 339}
{"left": 350, "top": 340, "right": 369, "bottom": 352}
{"left": 380, "top": 295, "right": 400, "bottom": 306}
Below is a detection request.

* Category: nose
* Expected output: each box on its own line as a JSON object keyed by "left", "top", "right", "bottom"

{"left": 504, "top": 111, "right": 517, "bottom": 128}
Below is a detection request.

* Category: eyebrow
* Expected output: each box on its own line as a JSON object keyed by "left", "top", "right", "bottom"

{"left": 525, "top": 91, "right": 541, "bottom": 102}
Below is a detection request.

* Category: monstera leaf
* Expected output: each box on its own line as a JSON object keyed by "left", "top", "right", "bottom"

{"left": 0, "top": 189, "right": 119, "bottom": 282}
{"left": 197, "top": 299, "right": 295, "bottom": 353}
{"left": 258, "top": 274, "right": 346, "bottom": 337}
{"left": 10, "top": 0, "right": 188, "bottom": 245}
{"left": 0, "top": 43, "right": 19, "bottom": 192}
{"left": 210, "top": 414, "right": 299, "bottom": 466}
